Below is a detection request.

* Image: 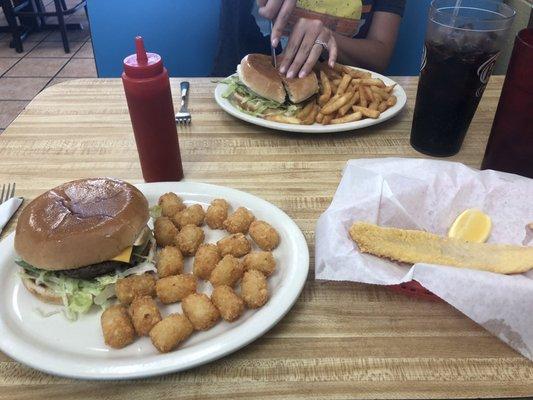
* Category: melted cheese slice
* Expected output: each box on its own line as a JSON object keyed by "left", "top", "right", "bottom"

{"left": 110, "top": 246, "right": 133, "bottom": 263}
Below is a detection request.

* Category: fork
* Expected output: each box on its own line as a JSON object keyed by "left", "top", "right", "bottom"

{"left": 0, "top": 183, "right": 15, "bottom": 204}
{"left": 175, "top": 81, "right": 191, "bottom": 125}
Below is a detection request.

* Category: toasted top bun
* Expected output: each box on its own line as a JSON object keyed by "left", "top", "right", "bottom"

{"left": 239, "top": 54, "right": 286, "bottom": 104}
{"left": 282, "top": 73, "right": 319, "bottom": 103}
{"left": 15, "top": 178, "right": 149, "bottom": 270}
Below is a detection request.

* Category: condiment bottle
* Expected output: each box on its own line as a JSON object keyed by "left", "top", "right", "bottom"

{"left": 122, "top": 36, "right": 184, "bottom": 182}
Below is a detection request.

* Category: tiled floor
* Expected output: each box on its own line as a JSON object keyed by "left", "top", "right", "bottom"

{"left": 0, "top": 0, "right": 96, "bottom": 134}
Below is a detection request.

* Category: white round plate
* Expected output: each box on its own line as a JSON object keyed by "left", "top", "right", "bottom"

{"left": 0, "top": 182, "right": 309, "bottom": 379}
{"left": 214, "top": 67, "right": 407, "bottom": 133}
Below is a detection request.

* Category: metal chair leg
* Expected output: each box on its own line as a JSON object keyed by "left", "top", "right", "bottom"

{"left": 2, "top": 0, "right": 24, "bottom": 53}
{"left": 53, "top": 0, "right": 69, "bottom": 53}
{"left": 60, "top": 0, "right": 67, "bottom": 10}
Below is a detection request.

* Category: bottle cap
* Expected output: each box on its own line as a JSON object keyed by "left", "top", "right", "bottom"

{"left": 123, "top": 36, "right": 163, "bottom": 79}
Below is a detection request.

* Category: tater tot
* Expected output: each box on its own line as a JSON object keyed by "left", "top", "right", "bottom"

{"left": 128, "top": 295, "right": 162, "bottom": 336}
{"left": 193, "top": 243, "right": 221, "bottom": 280}
{"left": 156, "top": 246, "right": 184, "bottom": 278}
{"left": 209, "top": 255, "right": 244, "bottom": 287}
{"left": 156, "top": 274, "right": 197, "bottom": 304}
{"left": 248, "top": 220, "right": 280, "bottom": 251}
{"left": 101, "top": 304, "right": 135, "bottom": 348}
{"left": 241, "top": 270, "right": 269, "bottom": 309}
{"left": 115, "top": 274, "right": 156, "bottom": 305}
{"left": 243, "top": 251, "right": 276, "bottom": 276}
{"left": 205, "top": 199, "right": 229, "bottom": 229}
{"left": 223, "top": 207, "right": 255, "bottom": 234}
{"left": 211, "top": 285, "right": 244, "bottom": 322}
{"left": 176, "top": 224, "right": 205, "bottom": 256}
{"left": 154, "top": 216, "right": 179, "bottom": 247}
{"left": 182, "top": 293, "right": 220, "bottom": 330}
{"left": 158, "top": 192, "right": 186, "bottom": 218}
{"left": 172, "top": 204, "right": 205, "bottom": 228}
{"left": 217, "top": 233, "right": 252, "bottom": 257}
{"left": 150, "top": 313, "right": 193, "bottom": 353}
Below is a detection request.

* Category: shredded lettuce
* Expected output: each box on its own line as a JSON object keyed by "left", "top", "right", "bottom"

{"left": 14, "top": 237, "right": 157, "bottom": 321}
{"left": 149, "top": 205, "right": 162, "bottom": 220}
{"left": 221, "top": 76, "right": 300, "bottom": 117}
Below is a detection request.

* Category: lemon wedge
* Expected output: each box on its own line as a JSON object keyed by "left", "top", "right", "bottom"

{"left": 448, "top": 208, "right": 492, "bottom": 243}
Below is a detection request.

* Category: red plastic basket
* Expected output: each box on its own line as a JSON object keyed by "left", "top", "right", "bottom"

{"left": 388, "top": 280, "right": 441, "bottom": 301}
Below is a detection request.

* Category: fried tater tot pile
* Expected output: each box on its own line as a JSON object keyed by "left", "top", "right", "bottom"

{"left": 101, "top": 193, "right": 282, "bottom": 354}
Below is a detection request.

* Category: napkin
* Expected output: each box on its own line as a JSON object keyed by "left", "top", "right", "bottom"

{"left": 0, "top": 197, "right": 23, "bottom": 235}
{"left": 315, "top": 158, "right": 533, "bottom": 360}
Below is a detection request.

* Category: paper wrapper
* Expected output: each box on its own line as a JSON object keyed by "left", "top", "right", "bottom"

{"left": 315, "top": 158, "right": 533, "bottom": 360}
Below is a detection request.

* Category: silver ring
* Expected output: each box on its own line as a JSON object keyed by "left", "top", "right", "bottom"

{"left": 314, "top": 39, "right": 328, "bottom": 52}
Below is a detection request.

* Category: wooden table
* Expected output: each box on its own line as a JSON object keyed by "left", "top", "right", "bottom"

{"left": 0, "top": 77, "right": 531, "bottom": 400}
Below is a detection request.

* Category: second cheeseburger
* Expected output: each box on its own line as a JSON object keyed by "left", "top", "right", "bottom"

{"left": 14, "top": 178, "right": 155, "bottom": 319}
{"left": 223, "top": 53, "right": 319, "bottom": 117}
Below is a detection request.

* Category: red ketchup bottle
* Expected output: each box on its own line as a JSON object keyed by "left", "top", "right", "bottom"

{"left": 122, "top": 36, "right": 184, "bottom": 182}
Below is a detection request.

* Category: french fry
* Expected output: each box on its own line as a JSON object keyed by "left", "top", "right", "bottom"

{"left": 322, "top": 114, "right": 333, "bottom": 125}
{"left": 384, "top": 84, "right": 396, "bottom": 93}
{"left": 360, "top": 78, "right": 385, "bottom": 87}
{"left": 353, "top": 105, "right": 381, "bottom": 119}
{"left": 370, "top": 85, "right": 390, "bottom": 100}
{"left": 318, "top": 71, "right": 332, "bottom": 106}
{"left": 332, "top": 78, "right": 341, "bottom": 86}
{"left": 330, "top": 80, "right": 339, "bottom": 94}
{"left": 302, "top": 104, "right": 319, "bottom": 125}
{"left": 331, "top": 111, "right": 363, "bottom": 124}
{"left": 338, "top": 91, "right": 360, "bottom": 116}
{"left": 316, "top": 112, "right": 324, "bottom": 123}
{"left": 369, "top": 101, "right": 379, "bottom": 111}
{"left": 378, "top": 101, "right": 388, "bottom": 112}
{"left": 333, "top": 63, "right": 345, "bottom": 74}
{"left": 372, "top": 91, "right": 382, "bottom": 103}
{"left": 359, "top": 86, "right": 367, "bottom": 108}
{"left": 363, "top": 86, "right": 374, "bottom": 103}
{"left": 265, "top": 114, "right": 302, "bottom": 124}
{"left": 296, "top": 101, "right": 315, "bottom": 119}
{"left": 321, "top": 93, "right": 352, "bottom": 115}
{"left": 386, "top": 95, "right": 397, "bottom": 107}
{"left": 337, "top": 74, "right": 352, "bottom": 95}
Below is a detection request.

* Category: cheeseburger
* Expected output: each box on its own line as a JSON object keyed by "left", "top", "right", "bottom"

{"left": 14, "top": 178, "right": 155, "bottom": 319}
{"left": 223, "top": 53, "right": 319, "bottom": 117}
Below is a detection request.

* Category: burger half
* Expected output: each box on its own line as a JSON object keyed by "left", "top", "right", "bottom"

{"left": 223, "top": 53, "right": 319, "bottom": 117}
{"left": 14, "top": 178, "right": 156, "bottom": 319}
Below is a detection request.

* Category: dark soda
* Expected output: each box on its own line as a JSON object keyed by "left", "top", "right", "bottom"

{"left": 410, "top": 40, "right": 499, "bottom": 157}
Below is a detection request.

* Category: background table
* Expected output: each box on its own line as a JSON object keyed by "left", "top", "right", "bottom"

{"left": 0, "top": 77, "right": 532, "bottom": 399}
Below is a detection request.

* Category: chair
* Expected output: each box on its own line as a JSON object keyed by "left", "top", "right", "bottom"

{"left": 1, "top": 0, "right": 87, "bottom": 53}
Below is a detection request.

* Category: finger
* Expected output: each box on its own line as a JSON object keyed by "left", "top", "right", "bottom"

{"left": 257, "top": 0, "right": 268, "bottom": 7}
{"left": 279, "top": 23, "right": 305, "bottom": 74}
{"left": 298, "top": 42, "right": 323, "bottom": 78}
{"left": 271, "top": 0, "right": 296, "bottom": 46}
{"left": 327, "top": 36, "right": 338, "bottom": 68}
{"left": 287, "top": 22, "right": 321, "bottom": 78}
{"left": 258, "top": 0, "right": 283, "bottom": 20}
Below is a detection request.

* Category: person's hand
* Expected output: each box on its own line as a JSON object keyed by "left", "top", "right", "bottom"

{"left": 279, "top": 18, "right": 337, "bottom": 78}
{"left": 257, "top": 0, "right": 296, "bottom": 47}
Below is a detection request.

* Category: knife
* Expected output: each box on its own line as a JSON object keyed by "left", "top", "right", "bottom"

{"left": 270, "top": 20, "right": 277, "bottom": 68}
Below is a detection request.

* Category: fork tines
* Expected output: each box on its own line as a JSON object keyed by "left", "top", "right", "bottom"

{"left": 175, "top": 114, "right": 191, "bottom": 125}
{"left": 1, "top": 183, "right": 15, "bottom": 204}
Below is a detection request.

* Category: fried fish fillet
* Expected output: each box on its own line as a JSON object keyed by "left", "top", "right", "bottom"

{"left": 349, "top": 222, "right": 533, "bottom": 274}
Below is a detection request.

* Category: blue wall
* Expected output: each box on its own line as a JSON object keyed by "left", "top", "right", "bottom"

{"left": 386, "top": 0, "right": 432, "bottom": 76}
{"left": 88, "top": 0, "right": 221, "bottom": 77}
{"left": 88, "top": 0, "right": 432, "bottom": 77}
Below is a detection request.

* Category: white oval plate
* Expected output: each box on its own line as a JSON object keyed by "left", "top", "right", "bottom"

{"left": 214, "top": 67, "right": 407, "bottom": 133}
{"left": 0, "top": 182, "right": 309, "bottom": 380}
